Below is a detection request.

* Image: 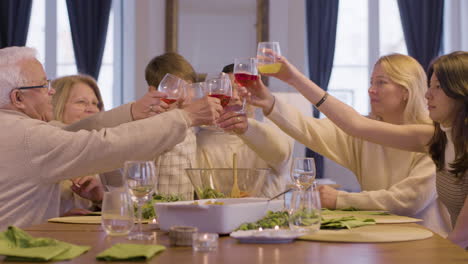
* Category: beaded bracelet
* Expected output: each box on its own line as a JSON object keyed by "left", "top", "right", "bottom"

{"left": 315, "top": 92, "right": 329, "bottom": 108}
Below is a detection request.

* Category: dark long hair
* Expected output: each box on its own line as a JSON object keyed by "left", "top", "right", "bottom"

{"left": 427, "top": 51, "right": 468, "bottom": 178}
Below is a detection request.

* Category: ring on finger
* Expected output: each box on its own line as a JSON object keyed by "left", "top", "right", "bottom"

{"left": 149, "top": 105, "right": 154, "bottom": 112}
{"left": 237, "top": 117, "right": 241, "bottom": 122}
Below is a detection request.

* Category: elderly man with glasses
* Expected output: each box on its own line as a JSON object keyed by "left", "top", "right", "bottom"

{"left": 0, "top": 46, "right": 223, "bottom": 230}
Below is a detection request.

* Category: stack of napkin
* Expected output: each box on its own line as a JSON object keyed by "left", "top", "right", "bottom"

{"left": 0, "top": 226, "right": 90, "bottom": 261}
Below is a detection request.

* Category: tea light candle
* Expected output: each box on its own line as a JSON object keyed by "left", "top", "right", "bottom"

{"left": 192, "top": 233, "right": 218, "bottom": 252}
{"left": 148, "top": 218, "right": 159, "bottom": 229}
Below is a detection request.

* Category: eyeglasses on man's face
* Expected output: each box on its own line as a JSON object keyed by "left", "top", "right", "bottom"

{"left": 17, "top": 80, "right": 51, "bottom": 91}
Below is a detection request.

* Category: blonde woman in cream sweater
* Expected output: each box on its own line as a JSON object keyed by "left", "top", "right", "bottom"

{"left": 241, "top": 54, "right": 451, "bottom": 237}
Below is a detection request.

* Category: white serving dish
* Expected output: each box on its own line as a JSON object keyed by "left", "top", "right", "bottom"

{"left": 155, "top": 198, "right": 283, "bottom": 234}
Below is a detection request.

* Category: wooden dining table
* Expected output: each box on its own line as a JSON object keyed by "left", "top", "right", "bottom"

{"left": 1, "top": 222, "right": 466, "bottom": 264}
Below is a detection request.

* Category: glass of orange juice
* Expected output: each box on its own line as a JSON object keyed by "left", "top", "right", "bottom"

{"left": 257, "top": 42, "right": 282, "bottom": 74}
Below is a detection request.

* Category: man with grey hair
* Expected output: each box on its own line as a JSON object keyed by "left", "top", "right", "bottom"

{"left": 0, "top": 46, "right": 223, "bottom": 229}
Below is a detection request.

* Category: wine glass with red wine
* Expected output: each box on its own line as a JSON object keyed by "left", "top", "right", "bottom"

{"left": 158, "top": 73, "right": 185, "bottom": 105}
{"left": 206, "top": 73, "right": 232, "bottom": 108}
{"left": 234, "top": 57, "right": 258, "bottom": 87}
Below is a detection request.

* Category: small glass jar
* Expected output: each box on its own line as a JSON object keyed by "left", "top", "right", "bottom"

{"left": 192, "top": 233, "right": 219, "bottom": 252}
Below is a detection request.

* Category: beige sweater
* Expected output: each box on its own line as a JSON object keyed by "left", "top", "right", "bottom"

{"left": 0, "top": 104, "right": 190, "bottom": 229}
{"left": 267, "top": 98, "right": 451, "bottom": 236}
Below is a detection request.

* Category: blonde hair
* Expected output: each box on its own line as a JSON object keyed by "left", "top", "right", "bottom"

{"left": 51, "top": 75, "right": 104, "bottom": 122}
{"left": 374, "top": 53, "right": 431, "bottom": 125}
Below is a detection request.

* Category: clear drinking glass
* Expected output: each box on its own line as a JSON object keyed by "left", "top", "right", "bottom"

{"left": 257, "top": 41, "right": 282, "bottom": 74}
{"left": 158, "top": 73, "right": 185, "bottom": 105}
{"left": 290, "top": 157, "right": 316, "bottom": 190}
{"left": 101, "top": 191, "right": 134, "bottom": 236}
{"left": 288, "top": 183, "right": 321, "bottom": 233}
{"left": 124, "top": 160, "right": 156, "bottom": 240}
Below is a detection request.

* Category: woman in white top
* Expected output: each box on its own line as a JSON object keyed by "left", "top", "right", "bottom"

{"left": 243, "top": 51, "right": 467, "bottom": 248}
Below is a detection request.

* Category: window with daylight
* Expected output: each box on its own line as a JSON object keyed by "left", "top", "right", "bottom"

{"left": 26, "top": 0, "right": 117, "bottom": 109}
{"left": 327, "top": 0, "right": 407, "bottom": 115}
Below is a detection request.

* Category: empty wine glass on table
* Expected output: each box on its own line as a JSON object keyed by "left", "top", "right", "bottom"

{"left": 257, "top": 41, "right": 282, "bottom": 74}
{"left": 101, "top": 191, "right": 134, "bottom": 236}
{"left": 124, "top": 160, "right": 156, "bottom": 240}
{"left": 158, "top": 73, "right": 185, "bottom": 105}
{"left": 290, "top": 157, "right": 316, "bottom": 190}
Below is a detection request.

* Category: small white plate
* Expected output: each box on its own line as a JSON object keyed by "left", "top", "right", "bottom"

{"left": 230, "top": 229, "right": 305, "bottom": 244}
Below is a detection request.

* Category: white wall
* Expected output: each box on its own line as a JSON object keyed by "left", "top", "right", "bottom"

{"left": 122, "top": 0, "right": 166, "bottom": 102}
{"left": 178, "top": 0, "right": 257, "bottom": 73}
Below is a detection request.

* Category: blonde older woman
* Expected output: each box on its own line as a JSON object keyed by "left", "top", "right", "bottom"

{"left": 51, "top": 75, "right": 105, "bottom": 216}
{"left": 52, "top": 75, "right": 104, "bottom": 123}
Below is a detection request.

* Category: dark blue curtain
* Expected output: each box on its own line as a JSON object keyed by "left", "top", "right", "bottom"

{"left": 0, "top": 0, "right": 32, "bottom": 48}
{"left": 66, "top": 0, "right": 112, "bottom": 79}
{"left": 305, "top": 0, "right": 339, "bottom": 178}
{"left": 397, "top": 0, "right": 444, "bottom": 70}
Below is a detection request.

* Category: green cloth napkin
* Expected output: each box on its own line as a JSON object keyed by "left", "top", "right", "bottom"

{"left": 321, "top": 216, "right": 376, "bottom": 229}
{"left": 96, "top": 243, "right": 166, "bottom": 261}
{"left": 0, "top": 226, "right": 90, "bottom": 262}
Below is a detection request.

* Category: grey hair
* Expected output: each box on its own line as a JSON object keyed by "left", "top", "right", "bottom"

{"left": 0, "top": 47, "right": 38, "bottom": 106}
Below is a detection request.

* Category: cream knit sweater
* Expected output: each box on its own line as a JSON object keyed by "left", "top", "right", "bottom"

{"left": 267, "top": 98, "right": 451, "bottom": 236}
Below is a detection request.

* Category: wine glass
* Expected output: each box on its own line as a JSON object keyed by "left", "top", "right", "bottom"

{"left": 124, "top": 160, "right": 156, "bottom": 240}
{"left": 101, "top": 191, "right": 134, "bottom": 236}
{"left": 232, "top": 57, "right": 257, "bottom": 114}
{"left": 158, "top": 73, "right": 185, "bottom": 105}
{"left": 290, "top": 157, "right": 316, "bottom": 190}
{"left": 184, "top": 81, "right": 207, "bottom": 103}
{"left": 234, "top": 57, "right": 258, "bottom": 87}
{"left": 288, "top": 182, "right": 321, "bottom": 233}
{"left": 257, "top": 41, "right": 282, "bottom": 74}
{"left": 205, "top": 72, "right": 232, "bottom": 108}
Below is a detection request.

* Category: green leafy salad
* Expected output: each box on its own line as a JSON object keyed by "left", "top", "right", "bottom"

{"left": 236, "top": 210, "right": 376, "bottom": 231}
{"left": 196, "top": 187, "right": 225, "bottom": 199}
{"left": 140, "top": 193, "right": 184, "bottom": 219}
